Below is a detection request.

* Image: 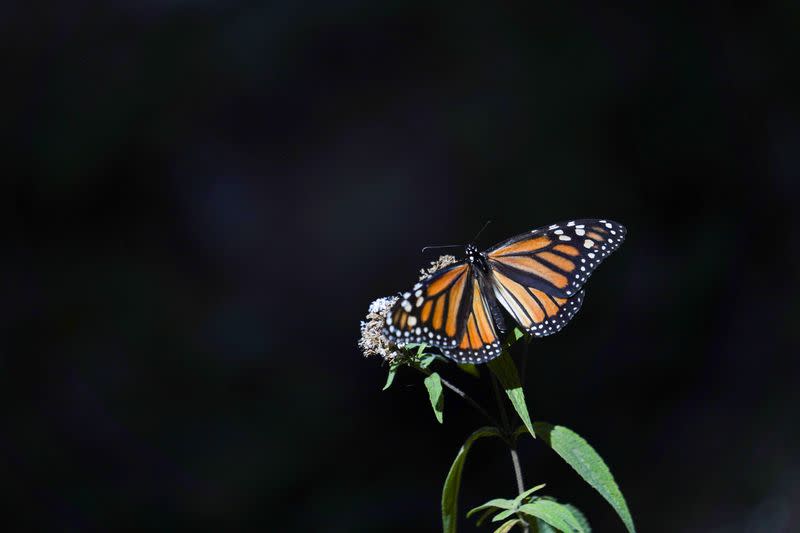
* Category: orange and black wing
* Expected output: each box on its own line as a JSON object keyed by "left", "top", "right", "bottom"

{"left": 486, "top": 219, "right": 626, "bottom": 299}
{"left": 486, "top": 219, "right": 625, "bottom": 336}
{"left": 383, "top": 264, "right": 502, "bottom": 364}
{"left": 491, "top": 270, "right": 585, "bottom": 337}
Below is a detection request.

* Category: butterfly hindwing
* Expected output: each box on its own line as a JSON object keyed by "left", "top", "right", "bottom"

{"left": 383, "top": 264, "right": 502, "bottom": 364}
{"left": 491, "top": 266, "right": 586, "bottom": 337}
{"left": 486, "top": 219, "right": 626, "bottom": 299}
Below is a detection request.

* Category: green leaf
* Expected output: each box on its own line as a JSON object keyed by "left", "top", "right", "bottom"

{"left": 564, "top": 504, "right": 591, "bottom": 532}
{"left": 492, "top": 508, "right": 517, "bottom": 522}
{"left": 458, "top": 363, "right": 480, "bottom": 377}
{"left": 418, "top": 352, "right": 437, "bottom": 369}
{"left": 423, "top": 372, "right": 444, "bottom": 423}
{"left": 513, "top": 425, "right": 530, "bottom": 438}
{"left": 533, "top": 423, "right": 636, "bottom": 533}
{"left": 531, "top": 518, "right": 558, "bottom": 533}
{"left": 474, "top": 507, "right": 498, "bottom": 527}
{"left": 487, "top": 351, "right": 535, "bottom": 439}
{"left": 467, "top": 498, "right": 516, "bottom": 518}
{"left": 513, "top": 483, "right": 547, "bottom": 506}
{"left": 494, "top": 519, "right": 522, "bottom": 533}
{"left": 528, "top": 503, "right": 590, "bottom": 533}
{"left": 469, "top": 484, "right": 546, "bottom": 527}
{"left": 382, "top": 363, "right": 398, "bottom": 390}
{"left": 518, "top": 500, "right": 585, "bottom": 533}
{"left": 442, "top": 426, "right": 504, "bottom": 533}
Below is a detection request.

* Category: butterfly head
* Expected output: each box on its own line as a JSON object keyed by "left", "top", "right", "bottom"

{"left": 465, "top": 243, "right": 479, "bottom": 262}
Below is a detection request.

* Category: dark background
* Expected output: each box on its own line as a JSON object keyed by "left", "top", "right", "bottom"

{"left": 6, "top": 2, "right": 799, "bottom": 532}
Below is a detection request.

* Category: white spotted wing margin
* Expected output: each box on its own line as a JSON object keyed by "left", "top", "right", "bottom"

{"left": 485, "top": 219, "right": 627, "bottom": 299}
{"left": 383, "top": 262, "right": 503, "bottom": 364}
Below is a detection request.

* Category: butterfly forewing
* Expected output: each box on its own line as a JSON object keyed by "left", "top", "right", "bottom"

{"left": 486, "top": 219, "right": 626, "bottom": 299}
{"left": 383, "top": 263, "right": 502, "bottom": 364}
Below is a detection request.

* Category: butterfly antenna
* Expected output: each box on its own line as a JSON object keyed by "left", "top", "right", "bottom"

{"left": 472, "top": 220, "right": 492, "bottom": 243}
{"left": 421, "top": 244, "right": 462, "bottom": 253}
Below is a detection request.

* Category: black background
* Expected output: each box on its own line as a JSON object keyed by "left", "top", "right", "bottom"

{"left": 6, "top": 2, "right": 799, "bottom": 531}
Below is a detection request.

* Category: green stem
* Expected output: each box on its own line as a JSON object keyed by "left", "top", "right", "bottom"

{"left": 509, "top": 446, "right": 525, "bottom": 494}
{"left": 493, "top": 364, "right": 531, "bottom": 532}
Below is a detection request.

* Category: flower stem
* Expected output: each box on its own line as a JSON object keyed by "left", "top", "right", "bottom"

{"left": 492, "top": 373, "right": 530, "bottom": 532}
{"left": 509, "top": 446, "right": 526, "bottom": 495}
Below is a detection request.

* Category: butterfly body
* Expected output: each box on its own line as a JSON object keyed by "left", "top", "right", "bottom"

{"left": 384, "top": 219, "right": 626, "bottom": 364}
{"left": 464, "top": 243, "right": 507, "bottom": 329}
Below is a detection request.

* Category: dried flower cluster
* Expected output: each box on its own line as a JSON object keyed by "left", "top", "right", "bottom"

{"left": 358, "top": 296, "right": 402, "bottom": 361}
{"left": 419, "top": 254, "right": 457, "bottom": 281}
{"left": 359, "top": 255, "right": 457, "bottom": 362}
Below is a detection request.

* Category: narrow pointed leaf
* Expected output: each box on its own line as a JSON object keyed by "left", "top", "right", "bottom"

{"left": 441, "top": 426, "right": 504, "bottom": 533}
{"left": 518, "top": 500, "right": 585, "bottom": 532}
{"left": 419, "top": 352, "right": 437, "bottom": 369}
{"left": 514, "top": 425, "right": 530, "bottom": 438}
{"left": 533, "top": 423, "right": 635, "bottom": 533}
{"left": 494, "top": 519, "right": 522, "bottom": 533}
{"left": 475, "top": 508, "right": 497, "bottom": 527}
{"left": 423, "top": 372, "right": 444, "bottom": 423}
{"left": 487, "top": 351, "right": 535, "bottom": 438}
{"left": 382, "top": 364, "right": 398, "bottom": 390}
{"left": 565, "top": 504, "right": 591, "bottom": 532}
{"left": 492, "top": 508, "right": 517, "bottom": 522}
{"left": 513, "top": 483, "right": 547, "bottom": 506}
{"left": 467, "top": 498, "right": 516, "bottom": 518}
{"left": 531, "top": 518, "right": 558, "bottom": 533}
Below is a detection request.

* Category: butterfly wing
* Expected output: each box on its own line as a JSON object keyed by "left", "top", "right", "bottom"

{"left": 486, "top": 219, "right": 625, "bottom": 336}
{"left": 491, "top": 269, "right": 586, "bottom": 337}
{"left": 383, "top": 263, "right": 503, "bottom": 364}
{"left": 486, "top": 219, "right": 626, "bottom": 299}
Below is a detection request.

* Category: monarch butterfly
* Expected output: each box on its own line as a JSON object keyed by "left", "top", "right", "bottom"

{"left": 383, "top": 219, "right": 626, "bottom": 364}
